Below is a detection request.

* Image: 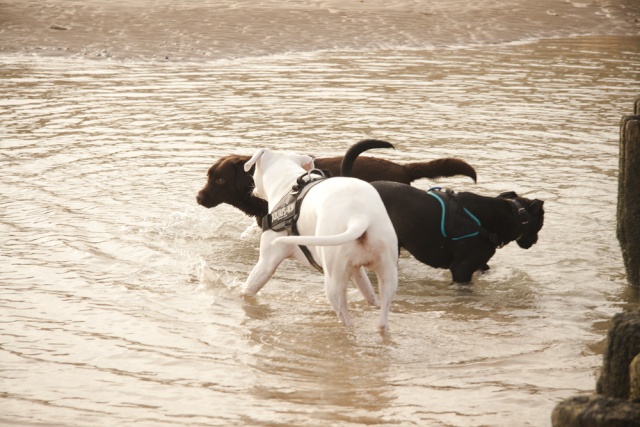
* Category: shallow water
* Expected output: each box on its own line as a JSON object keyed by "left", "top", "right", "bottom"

{"left": 2, "top": 1, "right": 640, "bottom": 426}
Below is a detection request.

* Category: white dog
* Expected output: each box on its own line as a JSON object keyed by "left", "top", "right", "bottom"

{"left": 241, "top": 148, "right": 399, "bottom": 330}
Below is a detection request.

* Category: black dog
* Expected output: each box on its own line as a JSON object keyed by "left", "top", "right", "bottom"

{"left": 341, "top": 140, "right": 545, "bottom": 283}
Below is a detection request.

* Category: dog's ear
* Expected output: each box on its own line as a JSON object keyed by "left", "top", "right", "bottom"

{"left": 290, "top": 153, "right": 314, "bottom": 171}
{"left": 235, "top": 159, "right": 255, "bottom": 192}
{"left": 244, "top": 148, "right": 268, "bottom": 172}
{"left": 302, "top": 156, "right": 314, "bottom": 172}
{"left": 242, "top": 160, "right": 255, "bottom": 175}
{"left": 530, "top": 199, "right": 544, "bottom": 214}
{"left": 499, "top": 191, "right": 518, "bottom": 199}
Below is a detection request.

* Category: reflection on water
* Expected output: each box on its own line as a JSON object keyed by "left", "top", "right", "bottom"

{"left": 1, "top": 35, "right": 640, "bottom": 426}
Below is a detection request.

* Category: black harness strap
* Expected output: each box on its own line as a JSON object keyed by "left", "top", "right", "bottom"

{"left": 477, "top": 226, "right": 504, "bottom": 248}
{"left": 262, "top": 170, "right": 328, "bottom": 273}
{"left": 291, "top": 214, "right": 323, "bottom": 273}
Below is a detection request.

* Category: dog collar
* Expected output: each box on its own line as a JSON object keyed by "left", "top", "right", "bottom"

{"left": 511, "top": 199, "right": 530, "bottom": 225}
{"left": 510, "top": 199, "right": 531, "bottom": 242}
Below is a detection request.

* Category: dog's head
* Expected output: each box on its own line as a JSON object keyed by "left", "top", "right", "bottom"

{"left": 499, "top": 191, "right": 545, "bottom": 249}
{"left": 244, "top": 148, "right": 314, "bottom": 201}
{"left": 196, "top": 155, "right": 255, "bottom": 208}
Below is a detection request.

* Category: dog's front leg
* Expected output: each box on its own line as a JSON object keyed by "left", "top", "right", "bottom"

{"left": 449, "top": 263, "right": 474, "bottom": 284}
{"left": 242, "top": 231, "right": 291, "bottom": 296}
{"left": 243, "top": 259, "right": 279, "bottom": 296}
{"left": 351, "top": 267, "right": 379, "bottom": 308}
{"left": 450, "top": 253, "right": 493, "bottom": 284}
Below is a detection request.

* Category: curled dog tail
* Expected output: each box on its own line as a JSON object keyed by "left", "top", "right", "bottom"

{"left": 272, "top": 216, "right": 369, "bottom": 246}
{"left": 340, "top": 139, "right": 395, "bottom": 178}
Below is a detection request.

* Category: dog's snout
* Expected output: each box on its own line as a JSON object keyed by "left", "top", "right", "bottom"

{"left": 196, "top": 189, "right": 219, "bottom": 209}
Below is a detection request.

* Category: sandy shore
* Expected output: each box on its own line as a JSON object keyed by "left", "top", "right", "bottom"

{"left": 1, "top": 0, "right": 638, "bottom": 61}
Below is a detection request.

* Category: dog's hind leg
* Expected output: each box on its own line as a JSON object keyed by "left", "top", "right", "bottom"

{"left": 324, "top": 271, "right": 353, "bottom": 327}
{"left": 375, "top": 264, "right": 398, "bottom": 332}
{"left": 351, "top": 267, "right": 379, "bottom": 308}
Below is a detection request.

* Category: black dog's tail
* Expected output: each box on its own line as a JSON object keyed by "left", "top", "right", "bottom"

{"left": 341, "top": 139, "right": 395, "bottom": 177}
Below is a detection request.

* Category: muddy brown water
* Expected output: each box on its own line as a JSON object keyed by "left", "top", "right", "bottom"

{"left": 2, "top": 1, "right": 640, "bottom": 426}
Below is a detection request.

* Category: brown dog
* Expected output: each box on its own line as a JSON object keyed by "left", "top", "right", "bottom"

{"left": 196, "top": 139, "right": 477, "bottom": 223}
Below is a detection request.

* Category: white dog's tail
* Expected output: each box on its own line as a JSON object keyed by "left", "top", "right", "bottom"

{"left": 272, "top": 216, "right": 369, "bottom": 246}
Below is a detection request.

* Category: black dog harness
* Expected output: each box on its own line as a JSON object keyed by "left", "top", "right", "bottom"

{"left": 427, "top": 187, "right": 505, "bottom": 248}
{"left": 261, "top": 169, "right": 330, "bottom": 273}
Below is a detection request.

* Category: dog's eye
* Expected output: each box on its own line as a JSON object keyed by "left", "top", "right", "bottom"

{"left": 208, "top": 176, "right": 225, "bottom": 184}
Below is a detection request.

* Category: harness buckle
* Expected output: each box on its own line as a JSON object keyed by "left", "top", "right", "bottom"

{"left": 517, "top": 207, "right": 529, "bottom": 224}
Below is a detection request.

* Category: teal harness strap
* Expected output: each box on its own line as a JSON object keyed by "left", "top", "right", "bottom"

{"left": 427, "top": 190, "right": 448, "bottom": 238}
{"left": 428, "top": 188, "right": 483, "bottom": 241}
{"left": 452, "top": 208, "right": 481, "bottom": 240}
